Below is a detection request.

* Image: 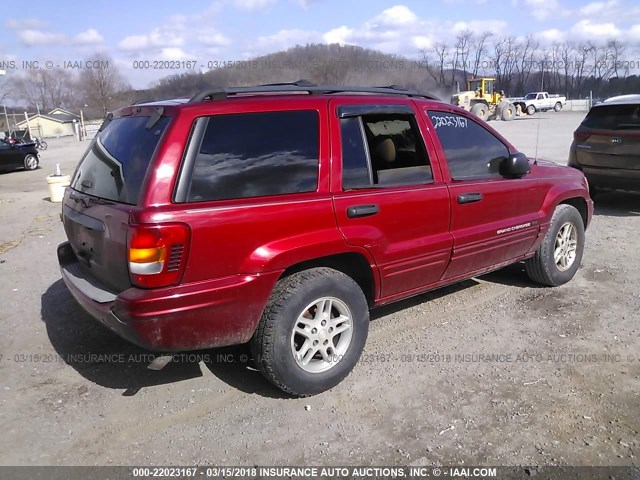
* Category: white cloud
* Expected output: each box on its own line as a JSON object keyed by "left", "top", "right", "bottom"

{"left": 73, "top": 28, "right": 104, "bottom": 45}
{"left": 515, "top": 0, "right": 572, "bottom": 21}
{"left": 4, "top": 18, "right": 47, "bottom": 30}
{"left": 580, "top": 0, "right": 617, "bottom": 17}
{"left": 196, "top": 32, "right": 232, "bottom": 47}
{"left": 118, "top": 35, "right": 149, "bottom": 51}
{"left": 232, "top": 0, "right": 276, "bottom": 11}
{"left": 452, "top": 19, "right": 508, "bottom": 33}
{"left": 570, "top": 19, "right": 622, "bottom": 38}
{"left": 295, "top": 0, "right": 320, "bottom": 9}
{"left": 315, "top": 6, "right": 511, "bottom": 58}
{"left": 253, "top": 28, "right": 321, "bottom": 52}
{"left": 118, "top": 27, "right": 185, "bottom": 51}
{"left": 323, "top": 26, "right": 353, "bottom": 45}
{"left": 158, "top": 47, "right": 191, "bottom": 60}
{"left": 17, "top": 29, "right": 67, "bottom": 46}
{"left": 628, "top": 24, "right": 640, "bottom": 41}
{"left": 411, "top": 35, "right": 433, "bottom": 50}
{"left": 371, "top": 5, "right": 418, "bottom": 26}
{"left": 534, "top": 28, "right": 567, "bottom": 43}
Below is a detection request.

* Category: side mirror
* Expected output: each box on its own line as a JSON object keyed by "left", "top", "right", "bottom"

{"left": 500, "top": 152, "right": 531, "bottom": 178}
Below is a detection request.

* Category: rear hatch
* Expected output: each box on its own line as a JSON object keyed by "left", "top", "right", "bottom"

{"left": 63, "top": 109, "right": 171, "bottom": 292}
{"left": 575, "top": 103, "right": 640, "bottom": 170}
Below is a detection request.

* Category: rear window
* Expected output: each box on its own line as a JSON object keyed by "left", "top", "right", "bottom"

{"left": 582, "top": 104, "right": 640, "bottom": 131}
{"left": 187, "top": 110, "right": 319, "bottom": 202}
{"left": 70, "top": 115, "right": 170, "bottom": 205}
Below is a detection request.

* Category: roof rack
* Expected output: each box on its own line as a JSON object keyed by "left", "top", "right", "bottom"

{"left": 188, "top": 79, "right": 439, "bottom": 103}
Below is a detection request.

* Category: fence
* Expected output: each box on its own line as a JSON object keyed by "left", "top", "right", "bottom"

{"left": 564, "top": 100, "right": 591, "bottom": 112}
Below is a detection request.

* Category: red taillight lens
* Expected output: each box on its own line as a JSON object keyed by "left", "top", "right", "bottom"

{"left": 574, "top": 130, "right": 590, "bottom": 142}
{"left": 127, "top": 223, "right": 190, "bottom": 288}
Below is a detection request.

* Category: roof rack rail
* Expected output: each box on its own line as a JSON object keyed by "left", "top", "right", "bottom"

{"left": 188, "top": 79, "right": 439, "bottom": 103}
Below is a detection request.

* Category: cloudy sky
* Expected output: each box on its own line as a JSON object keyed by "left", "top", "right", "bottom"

{"left": 1, "top": 0, "right": 639, "bottom": 88}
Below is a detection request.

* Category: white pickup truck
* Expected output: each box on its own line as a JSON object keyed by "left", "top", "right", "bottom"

{"left": 509, "top": 92, "right": 566, "bottom": 115}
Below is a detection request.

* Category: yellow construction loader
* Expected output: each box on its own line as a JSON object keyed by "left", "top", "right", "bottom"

{"left": 450, "top": 78, "right": 516, "bottom": 122}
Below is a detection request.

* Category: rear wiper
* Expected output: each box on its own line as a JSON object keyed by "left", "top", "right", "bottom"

{"left": 69, "top": 191, "right": 114, "bottom": 207}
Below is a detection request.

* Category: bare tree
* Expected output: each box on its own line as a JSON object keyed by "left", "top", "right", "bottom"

{"left": 12, "top": 69, "right": 74, "bottom": 111}
{"left": 78, "top": 53, "right": 129, "bottom": 115}
{"left": 471, "top": 32, "right": 493, "bottom": 77}
{"left": 607, "top": 39, "right": 626, "bottom": 79}
{"left": 0, "top": 76, "right": 13, "bottom": 104}
{"left": 491, "top": 36, "right": 518, "bottom": 92}
{"left": 421, "top": 42, "right": 450, "bottom": 86}
{"left": 513, "top": 35, "right": 539, "bottom": 93}
{"left": 454, "top": 30, "right": 473, "bottom": 86}
{"left": 558, "top": 42, "right": 576, "bottom": 97}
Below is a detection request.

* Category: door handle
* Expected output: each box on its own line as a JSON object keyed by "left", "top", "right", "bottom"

{"left": 347, "top": 204, "right": 379, "bottom": 218}
{"left": 457, "top": 192, "right": 483, "bottom": 204}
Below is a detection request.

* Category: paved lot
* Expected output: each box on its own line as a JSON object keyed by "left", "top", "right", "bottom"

{"left": 0, "top": 112, "right": 638, "bottom": 467}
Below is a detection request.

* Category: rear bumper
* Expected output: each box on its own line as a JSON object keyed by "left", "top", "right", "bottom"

{"left": 58, "top": 242, "right": 281, "bottom": 351}
{"left": 582, "top": 166, "right": 640, "bottom": 192}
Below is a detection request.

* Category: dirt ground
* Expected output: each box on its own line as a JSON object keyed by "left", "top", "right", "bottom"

{"left": 0, "top": 111, "right": 638, "bottom": 467}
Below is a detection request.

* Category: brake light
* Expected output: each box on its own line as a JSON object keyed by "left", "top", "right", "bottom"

{"left": 574, "top": 130, "right": 590, "bottom": 142}
{"left": 127, "top": 223, "right": 190, "bottom": 288}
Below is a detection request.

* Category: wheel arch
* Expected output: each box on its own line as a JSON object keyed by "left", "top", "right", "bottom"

{"left": 559, "top": 197, "right": 588, "bottom": 229}
{"left": 540, "top": 183, "right": 592, "bottom": 232}
{"left": 279, "top": 252, "right": 377, "bottom": 307}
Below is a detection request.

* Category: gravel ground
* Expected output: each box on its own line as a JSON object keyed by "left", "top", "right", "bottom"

{"left": 0, "top": 111, "right": 638, "bottom": 467}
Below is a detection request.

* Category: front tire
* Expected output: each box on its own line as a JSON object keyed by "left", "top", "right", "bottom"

{"left": 471, "top": 103, "right": 489, "bottom": 121}
{"left": 526, "top": 104, "right": 536, "bottom": 116}
{"left": 251, "top": 267, "right": 369, "bottom": 396}
{"left": 23, "top": 154, "right": 39, "bottom": 171}
{"left": 39, "top": 141, "right": 48, "bottom": 150}
{"left": 525, "top": 205, "right": 585, "bottom": 286}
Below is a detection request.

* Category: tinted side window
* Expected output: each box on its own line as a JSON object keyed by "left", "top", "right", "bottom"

{"left": 340, "top": 117, "right": 372, "bottom": 189}
{"left": 582, "top": 104, "right": 640, "bottom": 130}
{"left": 340, "top": 114, "right": 433, "bottom": 189}
{"left": 429, "top": 111, "right": 509, "bottom": 180}
{"left": 187, "top": 110, "right": 319, "bottom": 202}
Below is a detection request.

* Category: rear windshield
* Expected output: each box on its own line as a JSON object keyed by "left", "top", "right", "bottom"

{"left": 582, "top": 104, "right": 640, "bottom": 131}
{"left": 70, "top": 115, "right": 170, "bottom": 205}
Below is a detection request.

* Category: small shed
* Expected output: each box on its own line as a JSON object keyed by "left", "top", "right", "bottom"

{"left": 16, "top": 109, "right": 80, "bottom": 138}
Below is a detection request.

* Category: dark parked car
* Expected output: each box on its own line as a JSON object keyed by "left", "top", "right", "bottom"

{"left": 58, "top": 82, "right": 593, "bottom": 396}
{"left": 0, "top": 138, "right": 40, "bottom": 172}
{"left": 569, "top": 94, "right": 640, "bottom": 197}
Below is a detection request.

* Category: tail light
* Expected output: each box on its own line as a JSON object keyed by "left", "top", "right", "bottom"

{"left": 574, "top": 130, "right": 590, "bottom": 142}
{"left": 127, "top": 223, "right": 190, "bottom": 288}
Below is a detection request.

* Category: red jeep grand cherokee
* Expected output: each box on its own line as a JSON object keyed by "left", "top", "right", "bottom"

{"left": 58, "top": 81, "right": 593, "bottom": 396}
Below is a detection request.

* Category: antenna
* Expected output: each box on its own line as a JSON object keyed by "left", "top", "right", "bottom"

{"left": 533, "top": 116, "right": 541, "bottom": 163}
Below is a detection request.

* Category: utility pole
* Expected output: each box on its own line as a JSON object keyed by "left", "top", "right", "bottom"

{"left": 0, "top": 69, "right": 6, "bottom": 136}
{"left": 24, "top": 111, "right": 32, "bottom": 140}
{"left": 3, "top": 105, "right": 9, "bottom": 136}
{"left": 36, "top": 104, "right": 41, "bottom": 138}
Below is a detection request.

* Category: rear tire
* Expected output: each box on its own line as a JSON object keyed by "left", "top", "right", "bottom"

{"left": 554, "top": 102, "right": 562, "bottom": 112}
{"left": 251, "top": 267, "right": 369, "bottom": 397}
{"left": 471, "top": 103, "right": 489, "bottom": 121}
{"left": 39, "top": 141, "right": 48, "bottom": 150}
{"left": 500, "top": 103, "right": 515, "bottom": 121}
{"left": 525, "top": 205, "right": 585, "bottom": 287}
{"left": 588, "top": 182, "right": 601, "bottom": 200}
{"left": 526, "top": 104, "right": 536, "bottom": 116}
{"left": 23, "top": 154, "right": 38, "bottom": 171}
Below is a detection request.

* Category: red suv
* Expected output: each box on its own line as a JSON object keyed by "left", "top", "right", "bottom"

{"left": 58, "top": 81, "right": 593, "bottom": 396}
